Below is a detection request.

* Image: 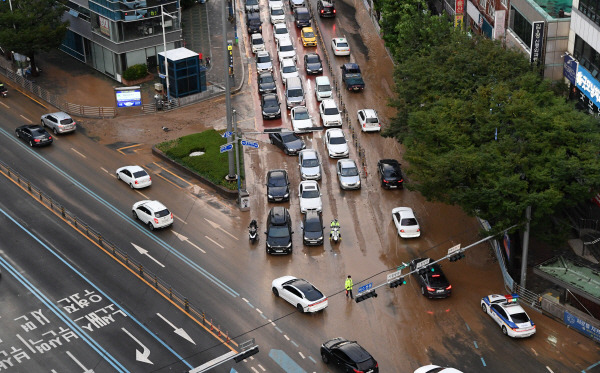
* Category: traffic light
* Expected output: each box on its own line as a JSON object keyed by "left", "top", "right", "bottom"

{"left": 234, "top": 346, "right": 259, "bottom": 363}
{"left": 355, "top": 290, "right": 378, "bottom": 303}
{"left": 389, "top": 278, "right": 406, "bottom": 288}
{"left": 449, "top": 252, "right": 466, "bottom": 262}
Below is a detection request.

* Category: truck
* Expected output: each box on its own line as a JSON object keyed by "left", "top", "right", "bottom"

{"left": 340, "top": 63, "right": 365, "bottom": 91}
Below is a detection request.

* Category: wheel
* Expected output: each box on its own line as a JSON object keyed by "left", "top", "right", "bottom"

{"left": 129, "top": 183, "right": 134, "bottom": 189}
{"left": 296, "top": 304, "right": 304, "bottom": 313}
{"left": 481, "top": 304, "right": 487, "bottom": 313}
{"left": 502, "top": 325, "right": 508, "bottom": 335}
{"left": 117, "top": 173, "right": 121, "bottom": 180}
{"left": 40, "top": 120, "right": 45, "bottom": 127}
{"left": 29, "top": 140, "right": 34, "bottom": 147}
{"left": 272, "top": 288, "right": 279, "bottom": 297}
{"left": 132, "top": 210, "right": 138, "bottom": 219}
{"left": 321, "top": 352, "right": 329, "bottom": 364}
{"left": 148, "top": 222, "right": 155, "bottom": 231}
{"left": 53, "top": 127, "right": 58, "bottom": 135}
{"left": 421, "top": 286, "right": 426, "bottom": 296}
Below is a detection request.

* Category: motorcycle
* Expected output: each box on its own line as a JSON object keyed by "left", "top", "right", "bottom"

{"left": 330, "top": 226, "right": 341, "bottom": 243}
{"left": 249, "top": 220, "right": 258, "bottom": 244}
{"left": 0, "top": 84, "right": 7, "bottom": 98}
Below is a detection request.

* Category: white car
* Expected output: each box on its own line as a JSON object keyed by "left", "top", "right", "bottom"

{"left": 392, "top": 207, "right": 420, "bottom": 238}
{"left": 415, "top": 366, "right": 464, "bottom": 373}
{"left": 315, "top": 76, "right": 332, "bottom": 101}
{"left": 298, "top": 149, "right": 322, "bottom": 180}
{"left": 273, "top": 23, "right": 290, "bottom": 44}
{"left": 298, "top": 180, "right": 322, "bottom": 213}
{"left": 132, "top": 200, "right": 173, "bottom": 230}
{"left": 336, "top": 159, "right": 361, "bottom": 190}
{"left": 325, "top": 128, "right": 349, "bottom": 158}
{"left": 271, "top": 276, "right": 328, "bottom": 313}
{"left": 357, "top": 109, "right": 381, "bottom": 132}
{"left": 116, "top": 165, "right": 152, "bottom": 189}
{"left": 270, "top": 5, "right": 285, "bottom": 23}
{"left": 280, "top": 58, "right": 299, "bottom": 83}
{"left": 290, "top": 106, "right": 314, "bottom": 133}
{"left": 319, "top": 99, "right": 342, "bottom": 127}
{"left": 331, "top": 37, "right": 350, "bottom": 56}
{"left": 481, "top": 294, "right": 536, "bottom": 338}
{"left": 277, "top": 37, "right": 297, "bottom": 63}
{"left": 256, "top": 51, "right": 273, "bottom": 73}
{"left": 251, "top": 33, "right": 265, "bottom": 54}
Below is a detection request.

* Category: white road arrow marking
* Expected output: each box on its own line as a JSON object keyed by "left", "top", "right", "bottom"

{"left": 157, "top": 313, "right": 196, "bottom": 345}
{"left": 171, "top": 231, "right": 206, "bottom": 253}
{"left": 131, "top": 243, "right": 165, "bottom": 267}
{"left": 203, "top": 218, "right": 238, "bottom": 240}
{"left": 121, "top": 328, "right": 153, "bottom": 365}
{"left": 66, "top": 351, "right": 95, "bottom": 372}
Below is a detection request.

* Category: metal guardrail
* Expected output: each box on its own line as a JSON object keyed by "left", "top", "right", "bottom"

{"left": 0, "top": 159, "right": 234, "bottom": 343}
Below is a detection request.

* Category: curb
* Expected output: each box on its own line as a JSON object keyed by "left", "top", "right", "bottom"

{"left": 151, "top": 145, "right": 239, "bottom": 200}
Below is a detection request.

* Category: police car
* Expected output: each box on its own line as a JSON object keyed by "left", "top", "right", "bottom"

{"left": 481, "top": 294, "right": 536, "bottom": 338}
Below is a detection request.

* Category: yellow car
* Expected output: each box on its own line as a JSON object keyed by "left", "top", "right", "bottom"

{"left": 301, "top": 27, "right": 317, "bottom": 47}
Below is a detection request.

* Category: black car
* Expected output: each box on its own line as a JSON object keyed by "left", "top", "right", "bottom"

{"left": 377, "top": 159, "right": 404, "bottom": 189}
{"left": 258, "top": 71, "right": 277, "bottom": 94}
{"left": 266, "top": 169, "right": 290, "bottom": 202}
{"left": 304, "top": 53, "right": 323, "bottom": 75}
{"left": 265, "top": 206, "right": 293, "bottom": 254}
{"left": 317, "top": 0, "right": 336, "bottom": 17}
{"left": 294, "top": 7, "right": 311, "bottom": 28}
{"left": 301, "top": 210, "right": 324, "bottom": 246}
{"left": 15, "top": 125, "right": 53, "bottom": 147}
{"left": 409, "top": 258, "right": 452, "bottom": 298}
{"left": 321, "top": 337, "right": 379, "bottom": 373}
{"left": 269, "top": 131, "right": 306, "bottom": 155}
{"left": 261, "top": 93, "right": 281, "bottom": 119}
{"left": 246, "top": 12, "right": 262, "bottom": 34}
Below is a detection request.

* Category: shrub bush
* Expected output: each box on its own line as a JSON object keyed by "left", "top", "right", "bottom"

{"left": 123, "top": 64, "right": 148, "bottom": 81}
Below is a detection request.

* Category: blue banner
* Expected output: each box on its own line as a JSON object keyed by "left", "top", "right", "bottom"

{"left": 564, "top": 310, "right": 600, "bottom": 343}
{"left": 576, "top": 66, "right": 600, "bottom": 109}
{"left": 563, "top": 54, "right": 578, "bottom": 85}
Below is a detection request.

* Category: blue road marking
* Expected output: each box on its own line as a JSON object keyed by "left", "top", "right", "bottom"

{"left": 308, "top": 356, "right": 316, "bottom": 364}
{"left": 275, "top": 326, "right": 283, "bottom": 333}
{"left": 0, "top": 127, "right": 239, "bottom": 298}
{"left": 583, "top": 360, "right": 600, "bottom": 372}
{"left": 246, "top": 302, "right": 254, "bottom": 309}
{"left": 481, "top": 357, "right": 487, "bottom": 367}
{"left": 465, "top": 322, "right": 471, "bottom": 331}
{"left": 269, "top": 349, "right": 306, "bottom": 373}
{"left": 473, "top": 341, "right": 478, "bottom": 349}
{"left": 291, "top": 340, "right": 299, "bottom": 347}
{"left": 0, "top": 207, "right": 193, "bottom": 369}
{"left": 229, "top": 369, "right": 238, "bottom": 373}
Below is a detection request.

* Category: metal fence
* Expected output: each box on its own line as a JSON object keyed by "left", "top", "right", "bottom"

{"left": 0, "top": 159, "right": 236, "bottom": 345}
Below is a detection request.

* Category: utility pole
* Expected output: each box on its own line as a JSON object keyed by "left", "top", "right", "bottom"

{"left": 223, "top": 0, "right": 235, "bottom": 181}
{"left": 520, "top": 206, "right": 531, "bottom": 288}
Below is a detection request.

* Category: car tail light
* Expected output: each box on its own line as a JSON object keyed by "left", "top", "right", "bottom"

{"left": 417, "top": 228, "right": 420, "bottom": 232}
{"left": 400, "top": 179, "right": 404, "bottom": 182}
{"left": 426, "top": 286, "right": 434, "bottom": 292}
{"left": 446, "top": 285, "right": 452, "bottom": 290}
{"left": 353, "top": 369, "right": 364, "bottom": 373}
{"left": 154, "top": 218, "right": 159, "bottom": 224}
{"left": 400, "top": 229, "right": 405, "bottom": 232}
{"left": 383, "top": 179, "right": 389, "bottom": 183}
{"left": 170, "top": 213, "right": 173, "bottom": 219}
{"left": 320, "top": 9, "right": 324, "bottom": 13}
{"left": 34, "top": 139, "right": 41, "bottom": 142}
{"left": 432, "top": 274, "right": 440, "bottom": 277}
{"left": 135, "top": 180, "right": 139, "bottom": 185}
{"left": 333, "top": 9, "right": 336, "bottom": 13}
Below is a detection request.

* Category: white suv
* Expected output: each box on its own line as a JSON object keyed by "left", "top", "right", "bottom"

{"left": 280, "top": 58, "right": 299, "bottom": 84}
{"left": 251, "top": 33, "right": 265, "bottom": 54}
{"left": 319, "top": 99, "right": 342, "bottom": 127}
{"left": 277, "top": 37, "right": 297, "bottom": 63}
{"left": 132, "top": 200, "right": 174, "bottom": 230}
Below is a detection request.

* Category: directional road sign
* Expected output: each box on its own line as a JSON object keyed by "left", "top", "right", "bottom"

{"left": 447, "top": 244, "right": 461, "bottom": 256}
{"left": 387, "top": 270, "right": 403, "bottom": 282}
{"left": 221, "top": 131, "right": 233, "bottom": 138}
{"left": 241, "top": 139, "right": 259, "bottom": 148}
{"left": 220, "top": 143, "right": 233, "bottom": 153}
{"left": 357, "top": 282, "right": 373, "bottom": 294}
{"left": 415, "top": 258, "right": 431, "bottom": 270}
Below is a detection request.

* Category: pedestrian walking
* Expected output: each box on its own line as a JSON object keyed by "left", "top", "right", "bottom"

{"left": 206, "top": 56, "right": 211, "bottom": 67}
{"left": 345, "top": 275, "right": 353, "bottom": 299}
{"left": 198, "top": 52, "right": 203, "bottom": 65}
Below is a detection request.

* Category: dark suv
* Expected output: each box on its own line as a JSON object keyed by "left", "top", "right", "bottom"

{"left": 377, "top": 159, "right": 404, "bottom": 189}
{"left": 246, "top": 12, "right": 262, "bottom": 34}
{"left": 321, "top": 337, "right": 379, "bottom": 372}
{"left": 293, "top": 7, "right": 311, "bottom": 28}
{"left": 265, "top": 207, "right": 293, "bottom": 254}
{"left": 301, "top": 211, "right": 324, "bottom": 246}
{"left": 317, "top": 0, "right": 335, "bottom": 17}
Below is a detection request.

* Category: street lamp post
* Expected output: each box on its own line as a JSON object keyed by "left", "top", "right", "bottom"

{"left": 161, "top": 5, "right": 176, "bottom": 103}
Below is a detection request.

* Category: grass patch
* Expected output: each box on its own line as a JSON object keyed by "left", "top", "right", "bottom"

{"left": 156, "top": 129, "right": 243, "bottom": 190}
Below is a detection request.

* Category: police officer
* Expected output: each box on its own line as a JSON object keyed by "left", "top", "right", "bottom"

{"left": 345, "top": 275, "right": 353, "bottom": 299}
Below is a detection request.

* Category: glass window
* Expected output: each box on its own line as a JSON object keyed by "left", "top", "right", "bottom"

{"left": 510, "top": 6, "right": 532, "bottom": 47}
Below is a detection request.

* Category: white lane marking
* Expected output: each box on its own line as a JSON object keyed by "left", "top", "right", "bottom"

{"left": 20, "top": 115, "right": 32, "bottom": 123}
{"left": 205, "top": 235, "right": 224, "bottom": 249}
{"left": 258, "top": 364, "right": 266, "bottom": 371}
{"left": 136, "top": 190, "right": 149, "bottom": 199}
{"left": 255, "top": 308, "right": 262, "bottom": 314}
{"left": 71, "top": 148, "right": 87, "bottom": 158}
{"left": 0, "top": 101, "right": 9, "bottom": 109}
{"left": 204, "top": 217, "right": 239, "bottom": 240}
{"left": 250, "top": 367, "right": 259, "bottom": 373}
{"left": 299, "top": 351, "right": 305, "bottom": 359}
{"left": 132, "top": 243, "right": 165, "bottom": 268}
{"left": 242, "top": 297, "right": 249, "bottom": 302}
{"left": 284, "top": 334, "right": 290, "bottom": 341}
{"left": 531, "top": 348, "right": 538, "bottom": 356}
{"left": 101, "top": 167, "right": 111, "bottom": 174}
{"left": 546, "top": 367, "right": 554, "bottom": 373}
{"left": 174, "top": 215, "right": 188, "bottom": 224}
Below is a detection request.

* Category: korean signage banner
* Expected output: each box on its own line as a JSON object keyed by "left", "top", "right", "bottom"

{"left": 563, "top": 54, "right": 578, "bottom": 85}
{"left": 576, "top": 66, "right": 600, "bottom": 109}
{"left": 493, "top": 10, "right": 506, "bottom": 40}
{"left": 99, "top": 16, "right": 110, "bottom": 37}
{"left": 455, "top": 0, "right": 464, "bottom": 29}
{"left": 564, "top": 311, "right": 600, "bottom": 343}
{"left": 530, "top": 21, "right": 544, "bottom": 65}
{"left": 115, "top": 87, "right": 142, "bottom": 107}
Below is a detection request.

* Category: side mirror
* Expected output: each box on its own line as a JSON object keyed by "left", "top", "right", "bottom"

{"left": 291, "top": 231, "right": 295, "bottom": 234}
{"left": 264, "top": 231, "right": 267, "bottom": 234}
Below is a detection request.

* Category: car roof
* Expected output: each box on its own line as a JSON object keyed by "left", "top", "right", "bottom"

{"left": 281, "top": 58, "right": 295, "bottom": 66}
{"left": 393, "top": 207, "right": 415, "bottom": 217}
{"left": 124, "top": 165, "right": 145, "bottom": 172}
{"left": 336, "top": 341, "right": 372, "bottom": 362}
{"left": 274, "top": 23, "right": 287, "bottom": 29}
{"left": 338, "top": 159, "right": 356, "bottom": 168}
{"left": 251, "top": 33, "right": 263, "bottom": 39}
{"left": 295, "top": 6, "right": 309, "bottom": 12}
{"left": 301, "top": 180, "right": 318, "bottom": 189}
{"left": 263, "top": 93, "right": 278, "bottom": 100}
{"left": 303, "top": 210, "right": 322, "bottom": 222}
{"left": 268, "top": 169, "right": 287, "bottom": 178}
{"left": 247, "top": 12, "right": 260, "bottom": 19}
{"left": 269, "top": 206, "right": 289, "bottom": 224}
{"left": 46, "top": 111, "right": 71, "bottom": 119}
{"left": 293, "top": 106, "right": 308, "bottom": 113}
{"left": 315, "top": 76, "right": 330, "bottom": 83}
{"left": 302, "top": 27, "right": 313, "bottom": 32}
{"left": 327, "top": 128, "right": 344, "bottom": 136}
{"left": 143, "top": 200, "right": 168, "bottom": 211}
{"left": 257, "top": 51, "right": 270, "bottom": 57}
{"left": 333, "top": 37, "right": 347, "bottom": 42}
{"left": 300, "top": 148, "right": 317, "bottom": 158}
{"left": 343, "top": 63, "right": 359, "bottom": 69}
{"left": 379, "top": 159, "right": 399, "bottom": 166}
{"left": 279, "top": 37, "right": 293, "bottom": 45}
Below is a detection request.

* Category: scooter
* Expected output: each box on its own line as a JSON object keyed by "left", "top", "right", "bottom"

{"left": 0, "top": 84, "right": 7, "bottom": 98}
{"left": 249, "top": 220, "right": 258, "bottom": 244}
{"left": 330, "top": 226, "right": 341, "bottom": 244}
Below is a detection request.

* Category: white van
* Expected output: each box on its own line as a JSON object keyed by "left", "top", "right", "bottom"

{"left": 315, "top": 76, "right": 332, "bottom": 101}
{"left": 286, "top": 77, "right": 305, "bottom": 109}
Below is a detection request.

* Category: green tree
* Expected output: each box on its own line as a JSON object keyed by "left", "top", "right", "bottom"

{"left": 0, "top": 0, "right": 69, "bottom": 76}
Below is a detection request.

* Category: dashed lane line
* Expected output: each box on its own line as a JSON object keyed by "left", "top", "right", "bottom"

{"left": 20, "top": 114, "right": 32, "bottom": 123}
{"left": 71, "top": 148, "right": 87, "bottom": 158}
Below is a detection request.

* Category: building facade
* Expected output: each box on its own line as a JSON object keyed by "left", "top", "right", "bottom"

{"left": 60, "top": 0, "right": 182, "bottom": 82}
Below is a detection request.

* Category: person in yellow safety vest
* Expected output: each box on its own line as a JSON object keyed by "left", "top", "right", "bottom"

{"left": 345, "top": 275, "right": 353, "bottom": 299}
{"left": 330, "top": 218, "right": 341, "bottom": 239}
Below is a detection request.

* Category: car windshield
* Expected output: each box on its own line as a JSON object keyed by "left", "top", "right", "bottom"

{"left": 428, "top": 272, "right": 448, "bottom": 286}
{"left": 511, "top": 312, "right": 530, "bottom": 324}
{"left": 133, "top": 170, "right": 148, "bottom": 178}
{"left": 302, "top": 189, "right": 319, "bottom": 198}
{"left": 401, "top": 218, "right": 418, "bottom": 226}
{"left": 155, "top": 209, "right": 170, "bottom": 218}
{"left": 32, "top": 129, "right": 47, "bottom": 136}
{"left": 306, "top": 55, "right": 319, "bottom": 63}
{"left": 288, "top": 88, "right": 303, "bottom": 97}
{"left": 261, "top": 75, "right": 274, "bottom": 83}
{"left": 281, "top": 133, "right": 298, "bottom": 142}
{"left": 247, "top": 0, "right": 258, "bottom": 5}
{"left": 341, "top": 166, "right": 358, "bottom": 177}
{"left": 303, "top": 31, "right": 314, "bottom": 38}
{"left": 318, "top": 84, "right": 331, "bottom": 92}
{"left": 338, "top": 42, "right": 349, "bottom": 48}
{"left": 294, "top": 110, "right": 309, "bottom": 120}
{"left": 297, "top": 12, "right": 310, "bottom": 20}
{"left": 280, "top": 44, "right": 294, "bottom": 52}
{"left": 324, "top": 107, "right": 338, "bottom": 115}
{"left": 282, "top": 65, "right": 297, "bottom": 73}
{"left": 302, "top": 158, "right": 318, "bottom": 167}
{"left": 302, "top": 286, "right": 324, "bottom": 301}
{"left": 271, "top": 8, "right": 284, "bottom": 15}
{"left": 356, "top": 358, "right": 376, "bottom": 370}
{"left": 268, "top": 226, "right": 289, "bottom": 238}
{"left": 249, "top": 18, "right": 261, "bottom": 25}
{"left": 329, "top": 136, "right": 346, "bottom": 145}
{"left": 275, "top": 27, "right": 288, "bottom": 35}
{"left": 253, "top": 38, "right": 263, "bottom": 45}
{"left": 268, "top": 175, "right": 287, "bottom": 187}
{"left": 60, "top": 118, "right": 74, "bottom": 124}
{"left": 257, "top": 55, "right": 270, "bottom": 63}
{"left": 264, "top": 97, "right": 278, "bottom": 107}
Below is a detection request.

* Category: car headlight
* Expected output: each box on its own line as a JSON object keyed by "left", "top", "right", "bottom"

{"left": 266, "top": 241, "right": 272, "bottom": 248}
{"left": 286, "top": 242, "right": 292, "bottom": 248}
{"left": 283, "top": 193, "right": 289, "bottom": 198}
{"left": 268, "top": 194, "right": 273, "bottom": 198}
